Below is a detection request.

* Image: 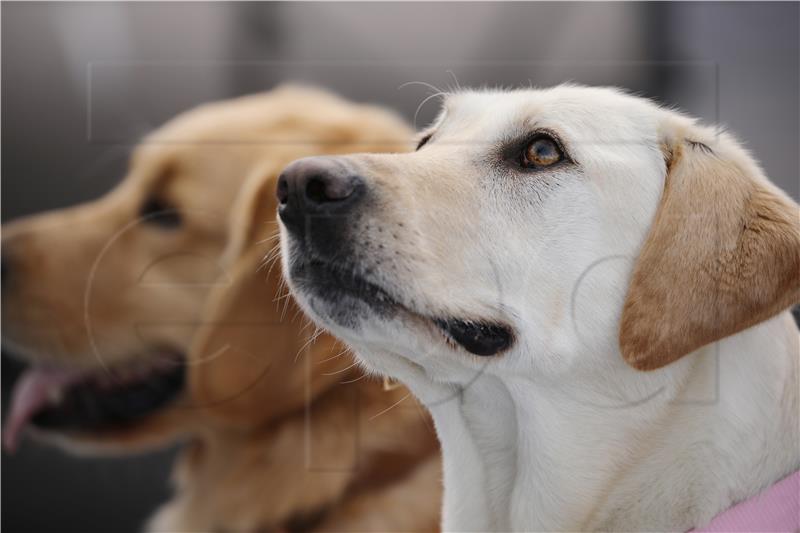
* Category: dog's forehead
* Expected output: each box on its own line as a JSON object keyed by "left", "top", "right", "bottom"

{"left": 439, "top": 86, "right": 663, "bottom": 142}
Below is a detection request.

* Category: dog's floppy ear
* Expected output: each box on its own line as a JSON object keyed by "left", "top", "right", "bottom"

{"left": 188, "top": 164, "right": 352, "bottom": 427}
{"left": 620, "top": 116, "right": 800, "bottom": 371}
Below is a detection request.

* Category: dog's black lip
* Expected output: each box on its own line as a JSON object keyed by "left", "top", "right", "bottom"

{"left": 292, "top": 257, "right": 514, "bottom": 356}
{"left": 434, "top": 318, "right": 514, "bottom": 357}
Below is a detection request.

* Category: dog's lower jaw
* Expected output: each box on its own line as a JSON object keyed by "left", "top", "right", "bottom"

{"left": 400, "top": 311, "right": 799, "bottom": 531}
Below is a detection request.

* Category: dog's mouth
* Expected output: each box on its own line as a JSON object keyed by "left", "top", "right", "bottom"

{"left": 2, "top": 349, "right": 185, "bottom": 451}
{"left": 294, "top": 259, "right": 398, "bottom": 316}
{"left": 292, "top": 258, "right": 514, "bottom": 357}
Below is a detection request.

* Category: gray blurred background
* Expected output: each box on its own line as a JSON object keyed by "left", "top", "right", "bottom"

{"left": 2, "top": 2, "right": 798, "bottom": 532}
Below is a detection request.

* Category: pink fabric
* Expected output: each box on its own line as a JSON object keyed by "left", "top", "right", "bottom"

{"left": 694, "top": 471, "right": 800, "bottom": 532}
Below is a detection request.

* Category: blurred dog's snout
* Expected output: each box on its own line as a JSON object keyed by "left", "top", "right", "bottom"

{"left": 277, "top": 157, "right": 365, "bottom": 234}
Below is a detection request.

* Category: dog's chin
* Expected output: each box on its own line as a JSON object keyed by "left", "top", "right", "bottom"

{"left": 288, "top": 257, "right": 401, "bottom": 328}
{"left": 2, "top": 348, "right": 187, "bottom": 453}
{"left": 288, "top": 257, "right": 515, "bottom": 359}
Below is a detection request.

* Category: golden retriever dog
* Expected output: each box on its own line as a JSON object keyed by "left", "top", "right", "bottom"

{"left": 278, "top": 85, "right": 799, "bottom": 530}
{"left": 2, "top": 86, "right": 441, "bottom": 532}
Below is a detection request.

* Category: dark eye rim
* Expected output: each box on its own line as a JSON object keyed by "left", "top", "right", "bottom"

{"left": 415, "top": 133, "right": 433, "bottom": 151}
{"left": 519, "top": 131, "right": 569, "bottom": 169}
{"left": 139, "top": 197, "right": 182, "bottom": 229}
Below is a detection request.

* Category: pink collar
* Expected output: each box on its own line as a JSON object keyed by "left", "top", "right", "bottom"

{"left": 693, "top": 470, "right": 800, "bottom": 532}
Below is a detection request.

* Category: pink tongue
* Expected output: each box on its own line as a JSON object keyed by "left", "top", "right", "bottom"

{"left": 3, "top": 366, "right": 88, "bottom": 452}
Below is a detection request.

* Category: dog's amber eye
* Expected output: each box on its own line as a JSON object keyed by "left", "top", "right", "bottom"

{"left": 523, "top": 136, "right": 563, "bottom": 168}
{"left": 140, "top": 197, "right": 182, "bottom": 229}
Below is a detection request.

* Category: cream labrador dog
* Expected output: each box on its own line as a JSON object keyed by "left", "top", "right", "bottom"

{"left": 277, "top": 85, "right": 800, "bottom": 531}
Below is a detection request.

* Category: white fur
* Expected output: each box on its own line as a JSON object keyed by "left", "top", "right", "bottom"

{"left": 281, "top": 86, "right": 800, "bottom": 531}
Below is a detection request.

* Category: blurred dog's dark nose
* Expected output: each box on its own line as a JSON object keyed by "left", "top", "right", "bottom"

{"left": 277, "top": 157, "right": 365, "bottom": 235}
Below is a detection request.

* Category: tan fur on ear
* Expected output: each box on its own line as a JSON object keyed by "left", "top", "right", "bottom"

{"left": 221, "top": 162, "right": 282, "bottom": 267}
{"left": 188, "top": 167, "right": 355, "bottom": 427}
{"left": 620, "top": 120, "right": 800, "bottom": 370}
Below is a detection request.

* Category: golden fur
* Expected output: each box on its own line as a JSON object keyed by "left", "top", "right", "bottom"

{"left": 2, "top": 86, "right": 441, "bottom": 531}
{"left": 620, "top": 118, "right": 800, "bottom": 370}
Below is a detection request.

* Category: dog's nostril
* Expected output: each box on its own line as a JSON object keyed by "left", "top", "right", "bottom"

{"left": 278, "top": 159, "right": 364, "bottom": 228}
{"left": 304, "top": 175, "right": 357, "bottom": 204}
{"left": 305, "top": 176, "right": 328, "bottom": 204}
{"left": 276, "top": 174, "right": 289, "bottom": 205}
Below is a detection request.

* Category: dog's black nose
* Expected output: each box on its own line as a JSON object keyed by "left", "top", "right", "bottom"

{"left": 277, "top": 157, "right": 365, "bottom": 235}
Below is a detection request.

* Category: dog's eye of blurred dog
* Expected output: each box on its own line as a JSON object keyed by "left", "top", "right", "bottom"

{"left": 139, "top": 197, "right": 182, "bottom": 228}
{"left": 521, "top": 135, "right": 564, "bottom": 168}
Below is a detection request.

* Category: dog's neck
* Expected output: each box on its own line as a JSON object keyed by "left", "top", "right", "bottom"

{"left": 398, "top": 311, "right": 799, "bottom": 531}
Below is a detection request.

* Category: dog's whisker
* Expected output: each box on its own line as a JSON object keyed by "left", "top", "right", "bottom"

{"left": 264, "top": 248, "right": 284, "bottom": 280}
{"left": 277, "top": 270, "right": 295, "bottom": 321}
{"left": 299, "top": 318, "right": 316, "bottom": 334}
{"left": 255, "top": 232, "right": 281, "bottom": 246}
{"left": 294, "top": 327, "right": 325, "bottom": 363}
{"left": 273, "top": 291, "right": 292, "bottom": 304}
{"left": 289, "top": 305, "right": 307, "bottom": 324}
{"left": 413, "top": 91, "right": 447, "bottom": 130}
{"left": 256, "top": 246, "right": 281, "bottom": 274}
{"left": 281, "top": 289, "right": 294, "bottom": 321}
{"left": 317, "top": 346, "right": 350, "bottom": 364}
{"left": 263, "top": 241, "right": 282, "bottom": 256}
{"left": 397, "top": 80, "right": 445, "bottom": 94}
{"left": 261, "top": 239, "right": 282, "bottom": 258}
{"left": 368, "top": 393, "right": 410, "bottom": 421}
{"left": 339, "top": 372, "right": 368, "bottom": 384}
{"left": 259, "top": 253, "right": 281, "bottom": 275}
{"left": 256, "top": 257, "right": 272, "bottom": 274}
{"left": 275, "top": 282, "right": 290, "bottom": 307}
{"left": 320, "top": 358, "right": 360, "bottom": 376}
{"left": 445, "top": 70, "right": 461, "bottom": 92}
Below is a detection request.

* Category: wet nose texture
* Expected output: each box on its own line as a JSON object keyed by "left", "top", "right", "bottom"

{"left": 277, "top": 158, "right": 366, "bottom": 257}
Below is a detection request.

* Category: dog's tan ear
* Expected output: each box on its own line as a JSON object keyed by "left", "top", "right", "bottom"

{"left": 188, "top": 164, "right": 352, "bottom": 427}
{"left": 620, "top": 117, "right": 800, "bottom": 371}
